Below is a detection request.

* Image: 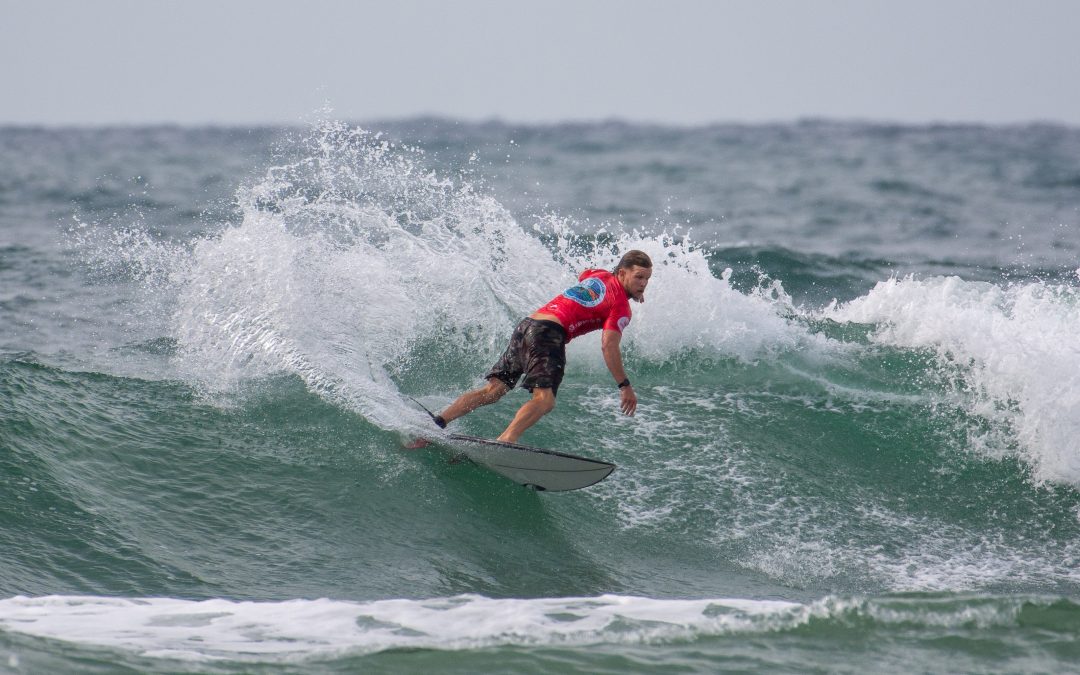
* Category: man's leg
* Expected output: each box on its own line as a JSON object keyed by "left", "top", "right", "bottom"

{"left": 497, "top": 387, "right": 555, "bottom": 443}
{"left": 439, "top": 378, "right": 510, "bottom": 425}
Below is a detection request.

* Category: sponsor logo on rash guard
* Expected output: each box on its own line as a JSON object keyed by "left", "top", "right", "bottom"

{"left": 563, "top": 277, "right": 606, "bottom": 308}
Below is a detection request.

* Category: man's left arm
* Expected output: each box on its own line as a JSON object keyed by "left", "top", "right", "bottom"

{"left": 601, "top": 329, "right": 637, "bottom": 416}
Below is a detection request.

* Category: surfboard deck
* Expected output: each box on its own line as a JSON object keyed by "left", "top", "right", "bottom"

{"left": 442, "top": 433, "right": 616, "bottom": 492}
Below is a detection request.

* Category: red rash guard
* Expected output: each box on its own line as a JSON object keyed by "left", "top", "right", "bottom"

{"left": 537, "top": 269, "right": 632, "bottom": 342}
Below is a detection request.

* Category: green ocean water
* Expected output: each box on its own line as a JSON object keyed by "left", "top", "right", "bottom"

{"left": 2, "top": 119, "right": 1080, "bottom": 672}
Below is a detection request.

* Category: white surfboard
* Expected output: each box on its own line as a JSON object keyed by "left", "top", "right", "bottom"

{"left": 445, "top": 433, "right": 616, "bottom": 492}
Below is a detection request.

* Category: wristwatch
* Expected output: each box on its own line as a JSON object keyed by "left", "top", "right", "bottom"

{"left": 617, "top": 378, "right": 631, "bottom": 389}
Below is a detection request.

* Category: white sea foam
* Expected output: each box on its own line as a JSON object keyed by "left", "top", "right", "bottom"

{"left": 740, "top": 503, "right": 1080, "bottom": 592}
{"left": 0, "top": 594, "right": 797, "bottom": 662}
{"left": 823, "top": 274, "right": 1080, "bottom": 484}
{"left": 0, "top": 592, "right": 1063, "bottom": 664}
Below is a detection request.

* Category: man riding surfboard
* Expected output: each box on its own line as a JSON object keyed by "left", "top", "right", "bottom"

{"left": 428, "top": 250, "right": 652, "bottom": 443}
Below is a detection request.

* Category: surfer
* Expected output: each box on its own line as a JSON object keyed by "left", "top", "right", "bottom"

{"left": 431, "top": 250, "right": 652, "bottom": 443}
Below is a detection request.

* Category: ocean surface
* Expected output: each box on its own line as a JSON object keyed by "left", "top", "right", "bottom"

{"left": 2, "top": 118, "right": 1080, "bottom": 673}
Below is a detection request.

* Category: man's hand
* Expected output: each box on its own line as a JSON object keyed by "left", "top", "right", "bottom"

{"left": 620, "top": 384, "right": 637, "bottom": 416}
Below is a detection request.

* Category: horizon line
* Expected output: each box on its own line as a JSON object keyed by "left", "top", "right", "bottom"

{"left": 2, "top": 113, "right": 1078, "bottom": 132}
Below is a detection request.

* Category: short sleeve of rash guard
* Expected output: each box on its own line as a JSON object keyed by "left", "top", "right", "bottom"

{"left": 603, "top": 307, "right": 631, "bottom": 333}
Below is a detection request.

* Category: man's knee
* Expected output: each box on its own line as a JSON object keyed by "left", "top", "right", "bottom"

{"left": 484, "top": 378, "right": 510, "bottom": 402}
{"left": 534, "top": 388, "right": 556, "bottom": 414}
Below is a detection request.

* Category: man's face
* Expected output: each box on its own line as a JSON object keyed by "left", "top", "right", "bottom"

{"left": 618, "top": 265, "right": 652, "bottom": 303}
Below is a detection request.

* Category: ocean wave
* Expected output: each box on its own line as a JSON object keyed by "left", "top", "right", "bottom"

{"left": 822, "top": 274, "right": 1080, "bottom": 484}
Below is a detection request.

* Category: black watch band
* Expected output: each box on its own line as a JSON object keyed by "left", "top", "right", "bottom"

{"left": 617, "top": 378, "right": 631, "bottom": 389}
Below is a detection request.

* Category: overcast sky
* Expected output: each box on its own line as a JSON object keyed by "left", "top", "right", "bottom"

{"left": 4, "top": 0, "right": 1079, "bottom": 126}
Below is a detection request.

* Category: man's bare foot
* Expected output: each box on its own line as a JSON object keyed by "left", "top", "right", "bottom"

{"left": 403, "top": 438, "right": 431, "bottom": 450}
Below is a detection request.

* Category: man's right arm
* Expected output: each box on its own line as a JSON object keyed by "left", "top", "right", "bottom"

{"left": 601, "top": 329, "right": 637, "bottom": 416}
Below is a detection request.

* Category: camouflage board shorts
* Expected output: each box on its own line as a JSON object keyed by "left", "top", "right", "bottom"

{"left": 485, "top": 318, "right": 567, "bottom": 395}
